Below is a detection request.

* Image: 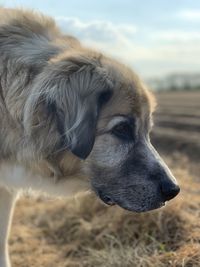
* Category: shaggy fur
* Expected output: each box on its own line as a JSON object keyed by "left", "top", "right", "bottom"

{"left": 0, "top": 8, "right": 179, "bottom": 267}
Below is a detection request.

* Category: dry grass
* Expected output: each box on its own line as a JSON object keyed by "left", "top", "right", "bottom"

{"left": 9, "top": 92, "right": 200, "bottom": 267}
{"left": 10, "top": 157, "right": 200, "bottom": 267}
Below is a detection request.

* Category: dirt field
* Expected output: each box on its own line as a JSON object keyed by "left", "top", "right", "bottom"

{"left": 152, "top": 92, "right": 200, "bottom": 163}
{"left": 9, "top": 92, "right": 200, "bottom": 267}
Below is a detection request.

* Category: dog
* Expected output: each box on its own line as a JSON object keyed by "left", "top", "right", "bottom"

{"left": 0, "top": 8, "right": 180, "bottom": 267}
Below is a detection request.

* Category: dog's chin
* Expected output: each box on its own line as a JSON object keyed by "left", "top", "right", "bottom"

{"left": 94, "top": 187, "right": 166, "bottom": 213}
{"left": 115, "top": 201, "right": 166, "bottom": 213}
{"left": 99, "top": 196, "right": 165, "bottom": 212}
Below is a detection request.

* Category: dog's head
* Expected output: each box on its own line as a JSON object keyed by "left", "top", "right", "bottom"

{"left": 24, "top": 49, "right": 180, "bottom": 212}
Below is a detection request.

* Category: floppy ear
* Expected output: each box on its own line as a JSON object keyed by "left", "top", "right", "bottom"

{"left": 56, "top": 65, "right": 113, "bottom": 159}
{"left": 68, "top": 98, "right": 98, "bottom": 159}
{"left": 24, "top": 62, "right": 113, "bottom": 159}
{"left": 68, "top": 87, "right": 113, "bottom": 159}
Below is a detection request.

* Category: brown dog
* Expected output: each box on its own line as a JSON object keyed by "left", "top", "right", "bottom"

{"left": 0, "top": 8, "right": 180, "bottom": 267}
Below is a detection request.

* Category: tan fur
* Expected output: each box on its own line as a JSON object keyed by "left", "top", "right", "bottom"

{"left": 0, "top": 7, "right": 150, "bottom": 179}
{"left": 0, "top": 8, "right": 178, "bottom": 267}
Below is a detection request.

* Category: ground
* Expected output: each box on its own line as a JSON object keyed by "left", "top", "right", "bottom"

{"left": 9, "top": 92, "right": 200, "bottom": 267}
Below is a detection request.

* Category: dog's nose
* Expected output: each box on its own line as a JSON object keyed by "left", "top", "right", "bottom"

{"left": 161, "top": 181, "right": 180, "bottom": 201}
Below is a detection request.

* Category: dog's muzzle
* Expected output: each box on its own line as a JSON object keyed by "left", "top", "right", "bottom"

{"left": 96, "top": 179, "right": 180, "bottom": 211}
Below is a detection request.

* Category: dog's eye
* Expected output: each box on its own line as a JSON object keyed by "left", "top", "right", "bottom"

{"left": 111, "top": 122, "right": 134, "bottom": 141}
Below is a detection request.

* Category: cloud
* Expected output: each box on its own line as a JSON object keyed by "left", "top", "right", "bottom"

{"left": 153, "top": 30, "right": 200, "bottom": 42}
{"left": 55, "top": 16, "right": 200, "bottom": 78}
{"left": 177, "top": 9, "right": 200, "bottom": 21}
{"left": 56, "top": 17, "right": 164, "bottom": 68}
{"left": 56, "top": 17, "right": 137, "bottom": 45}
{"left": 56, "top": 16, "right": 144, "bottom": 67}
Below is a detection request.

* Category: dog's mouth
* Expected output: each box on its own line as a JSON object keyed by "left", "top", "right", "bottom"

{"left": 98, "top": 191, "right": 166, "bottom": 212}
{"left": 117, "top": 201, "right": 166, "bottom": 213}
{"left": 99, "top": 193, "right": 116, "bottom": 206}
{"left": 116, "top": 200, "right": 165, "bottom": 212}
{"left": 95, "top": 186, "right": 166, "bottom": 212}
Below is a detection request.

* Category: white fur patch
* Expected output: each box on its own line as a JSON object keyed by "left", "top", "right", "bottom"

{"left": 0, "top": 163, "right": 89, "bottom": 197}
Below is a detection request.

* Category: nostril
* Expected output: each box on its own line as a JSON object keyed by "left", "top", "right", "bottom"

{"left": 161, "top": 182, "right": 180, "bottom": 201}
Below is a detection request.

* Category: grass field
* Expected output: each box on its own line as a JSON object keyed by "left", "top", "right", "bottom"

{"left": 10, "top": 92, "right": 200, "bottom": 267}
{"left": 152, "top": 92, "right": 200, "bottom": 163}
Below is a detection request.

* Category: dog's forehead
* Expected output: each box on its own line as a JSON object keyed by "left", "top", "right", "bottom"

{"left": 99, "top": 58, "right": 154, "bottom": 126}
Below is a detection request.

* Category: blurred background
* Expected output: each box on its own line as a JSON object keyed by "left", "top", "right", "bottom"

{"left": 1, "top": 1, "right": 200, "bottom": 266}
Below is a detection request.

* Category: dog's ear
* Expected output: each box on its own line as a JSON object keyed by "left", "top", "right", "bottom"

{"left": 55, "top": 65, "right": 113, "bottom": 159}
{"left": 24, "top": 62, "right": 113, "bottom": 159}
{"left": 66, "top": 87, "right": 113, "bottom": 159}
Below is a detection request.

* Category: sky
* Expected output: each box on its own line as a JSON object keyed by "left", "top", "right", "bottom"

{"left": 1, "top": 0, "right": 200, "bottom": 79}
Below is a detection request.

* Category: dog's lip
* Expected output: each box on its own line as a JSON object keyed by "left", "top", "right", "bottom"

{"left": 97, "top": 192, "right": 116, "bottom": 206}
{"left": 114, "top": 200, "right": 166, "bottom": 213}
{"left": 101, "top": 196, "right": 116, "bottom": 206}
{"left": 103, "top": 200, "right": 116, "bottom": 206}
{"left": 94, "top": 186, "right": 166, "bottom": 211}
{"left": 98, "top": 193, "right": 166, "bottom": 210}
{"left": 105, "top": 199, "right": 116, "bottom": 206}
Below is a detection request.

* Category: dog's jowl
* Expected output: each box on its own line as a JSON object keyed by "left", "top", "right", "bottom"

{"left": 0, "top": 8, "right": 179, "bottom": 267}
